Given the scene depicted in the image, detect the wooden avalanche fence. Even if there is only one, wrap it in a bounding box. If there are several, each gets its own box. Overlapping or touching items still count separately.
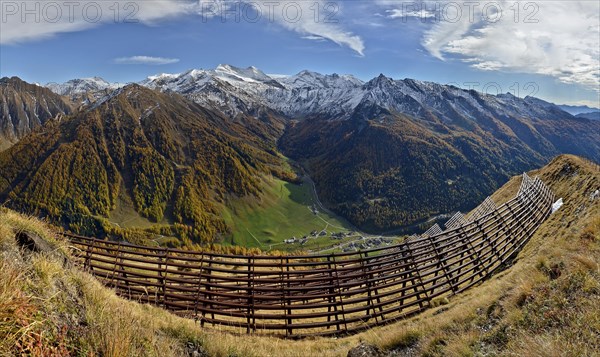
[64,174,555,337]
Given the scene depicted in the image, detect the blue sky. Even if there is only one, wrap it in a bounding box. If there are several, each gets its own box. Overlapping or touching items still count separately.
[1,0,598,107]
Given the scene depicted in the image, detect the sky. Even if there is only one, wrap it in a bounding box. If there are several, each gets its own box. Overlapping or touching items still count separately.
[1,0,599,107]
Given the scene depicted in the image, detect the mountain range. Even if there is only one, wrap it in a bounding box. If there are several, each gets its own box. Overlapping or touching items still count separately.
[557,104,600,116]
[1,65,599,244]
[575,111,600,121]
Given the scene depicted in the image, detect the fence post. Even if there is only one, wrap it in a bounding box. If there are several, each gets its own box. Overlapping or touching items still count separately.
[331,254,348,332]
[246,256,256,334]
[285,257,292,336]
[359,250,381,323]
[193,254,205,323]
[201,255,214,327]
[84,238,96,273]
[404,241,429,309]
[279,256,292,336]
[109,242,121,289]
[326,255,339,330]
[495,204,514,259]
[461,225,486,282]
[162,248,170,308]
[427,234,456,294]
[477,215,501,272]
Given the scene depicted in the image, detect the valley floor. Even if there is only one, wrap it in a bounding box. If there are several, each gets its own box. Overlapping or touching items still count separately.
[106,171,398,254]
[220,175,358,252]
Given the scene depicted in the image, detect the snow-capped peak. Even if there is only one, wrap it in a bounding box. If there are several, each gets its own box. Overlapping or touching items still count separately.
[281,70,364,90]
[214,64,276,85]
[146,73,181,82]
[364,74,395,89]
[46,77,121,97]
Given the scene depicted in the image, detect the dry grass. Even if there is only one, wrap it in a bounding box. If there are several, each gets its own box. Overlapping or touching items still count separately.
[0,208,200,356]
[349,155,600,356]
[490,175,522,206]
[0,154,598,356]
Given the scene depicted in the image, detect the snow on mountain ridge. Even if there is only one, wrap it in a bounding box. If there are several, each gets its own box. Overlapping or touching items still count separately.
[214,64,274,84]
[68,64,575,123]
[46,77,123,98]
[146,73,181,82]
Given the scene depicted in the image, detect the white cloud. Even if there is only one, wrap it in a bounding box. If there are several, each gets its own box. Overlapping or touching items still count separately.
[197,0,365,55]
[0,0,192,44]
[1,0,365,56]
[387,8,435,20]
[302,35,327,42]
[403,1,600,91]
[114,56,180,65]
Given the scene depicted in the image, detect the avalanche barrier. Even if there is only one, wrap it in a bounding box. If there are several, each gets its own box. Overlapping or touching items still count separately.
[64,174,554,337]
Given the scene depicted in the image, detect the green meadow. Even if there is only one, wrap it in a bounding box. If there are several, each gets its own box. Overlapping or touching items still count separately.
[221,176,355,251]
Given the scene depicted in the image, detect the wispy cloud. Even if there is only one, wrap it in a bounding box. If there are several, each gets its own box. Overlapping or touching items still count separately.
[302,35,327,42]
[0,0,191,45]
[386,8,435,20]
[198,0,365,56]
[114,56,180,65]
[1,0,365,56]
[380,0,600,91]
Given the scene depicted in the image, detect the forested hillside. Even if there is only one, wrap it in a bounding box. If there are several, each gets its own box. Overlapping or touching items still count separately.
[0,84,289,244]
[281,100,600,232]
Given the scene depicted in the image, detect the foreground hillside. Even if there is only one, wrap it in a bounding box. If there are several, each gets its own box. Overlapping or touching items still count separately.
[0,155,598,356]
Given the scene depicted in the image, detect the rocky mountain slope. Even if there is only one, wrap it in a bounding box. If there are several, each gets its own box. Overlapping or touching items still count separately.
[140,64,366,119]
[558,104,600,115]
[0,77,73,150]
[140,65,595,131]
[141,66,599,157]
[277,78,600,231]
[576,111,600,120]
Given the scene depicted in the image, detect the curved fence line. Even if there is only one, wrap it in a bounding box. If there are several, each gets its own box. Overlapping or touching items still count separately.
[64,174,555,337]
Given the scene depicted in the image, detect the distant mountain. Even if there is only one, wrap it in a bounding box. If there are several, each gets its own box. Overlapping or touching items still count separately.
[142,65,583,125]
[0,83,288,243]
[46,77,121,96]
[141,64,366,118]
[141,65,599,158]
[0,77,73,150]
[46,77,123,104]
[576,111,600,121]
[558,104,600,116]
